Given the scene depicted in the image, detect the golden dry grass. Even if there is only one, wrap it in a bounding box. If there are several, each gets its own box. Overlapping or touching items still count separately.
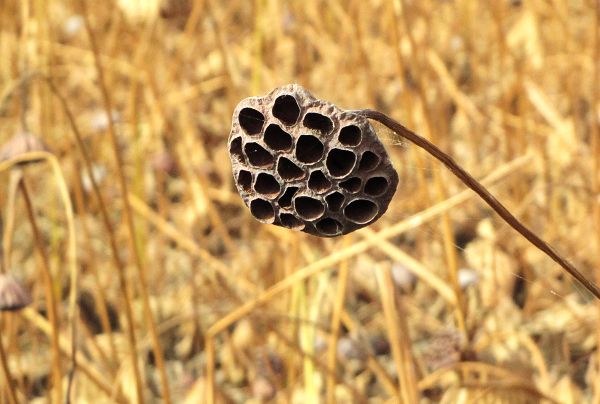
[0,0,599,403]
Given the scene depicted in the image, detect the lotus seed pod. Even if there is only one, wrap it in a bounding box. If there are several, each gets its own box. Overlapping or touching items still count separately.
[228,84,398,237]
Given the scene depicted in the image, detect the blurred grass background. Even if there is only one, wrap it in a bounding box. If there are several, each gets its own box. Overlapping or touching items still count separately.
[0,0,600,402]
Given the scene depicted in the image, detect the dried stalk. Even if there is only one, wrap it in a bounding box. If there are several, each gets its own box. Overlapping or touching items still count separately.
[358,109,600,300]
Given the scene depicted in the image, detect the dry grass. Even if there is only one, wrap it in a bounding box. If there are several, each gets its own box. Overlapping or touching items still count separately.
[0,0,599,403]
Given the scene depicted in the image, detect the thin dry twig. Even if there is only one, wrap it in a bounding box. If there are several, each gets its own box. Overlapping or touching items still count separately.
[375,264,418,404]
[325,236,350,404]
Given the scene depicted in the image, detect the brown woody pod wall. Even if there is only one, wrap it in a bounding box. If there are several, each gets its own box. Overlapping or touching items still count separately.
[228,84,398,237]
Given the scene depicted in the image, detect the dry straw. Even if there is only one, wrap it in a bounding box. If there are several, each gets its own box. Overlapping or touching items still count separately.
[0,275,30,404]
[229,84,600,300]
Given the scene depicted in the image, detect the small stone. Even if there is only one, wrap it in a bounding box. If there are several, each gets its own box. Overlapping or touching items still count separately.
[252,377,275,401]
[369,334,390,356]
[337,336,367,362]
[457,268,479,289]
[391,263,416,292]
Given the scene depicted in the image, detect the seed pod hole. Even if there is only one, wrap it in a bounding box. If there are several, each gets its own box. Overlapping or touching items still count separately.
[303,112,334,135]
[364,176,389,196]
[279,213,304,230]
[338,125,361,146]
[325,192,345,211]
[316,217,343,236]
[245,142,274,168]
[344,199,379,224]
[326,148,356,178]
[277,157,305,180]
[308,170,332,194]
[278,186,299,209]
[280,213,304,230]
[296,135,324,164]
[239,107,265,135]
[254,173,281,198]
[358,151,380,172]
[339,177,362,193]
[230,137,245,163]
[250,198,275,222]
[272,95,301,125]
[237,170,252,192]
[264,124,293,151]
[294,196,325,220]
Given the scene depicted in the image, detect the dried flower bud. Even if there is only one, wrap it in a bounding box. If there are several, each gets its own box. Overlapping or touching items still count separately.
[0,132,49,165]
[228,84,398,237]
[0,273,32,311]
[151,151,178,177]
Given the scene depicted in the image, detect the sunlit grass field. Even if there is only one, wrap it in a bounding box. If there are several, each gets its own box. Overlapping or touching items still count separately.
[1,0,600,402]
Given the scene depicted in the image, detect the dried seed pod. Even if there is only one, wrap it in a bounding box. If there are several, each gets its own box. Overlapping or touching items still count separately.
[0,273,32,311]
[0,132,49,165]
[422,329,463,371]
[228,84,398,237]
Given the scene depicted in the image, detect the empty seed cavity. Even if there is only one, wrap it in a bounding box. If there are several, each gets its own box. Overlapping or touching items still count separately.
[316,217,343,236]
[264,124,293,151]
[325,192,345,211]
[230,137,245,163]
[239,107,264,135]
[308,170,332,193]
[344,199,379,224]
[245,142,274,168]
[294,196,325,220]
[303,112,333,135]
[364,176,389,196]
[296,135,324,164]
[338,125,362,146]
[250,198,275,222]
[326,148,356,177]
[272,95,301,125]
[279,213,304,230]
[277,157,305,180]
[237,170,252,192]
[278,186,299,208]
[254,173,281,198]
[358,151,380,172]
[339,177,362,193]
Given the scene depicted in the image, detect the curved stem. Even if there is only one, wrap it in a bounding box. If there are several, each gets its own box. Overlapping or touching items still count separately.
[19,177,63,402]
[358,109,600,300]
[43,78,140,403]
